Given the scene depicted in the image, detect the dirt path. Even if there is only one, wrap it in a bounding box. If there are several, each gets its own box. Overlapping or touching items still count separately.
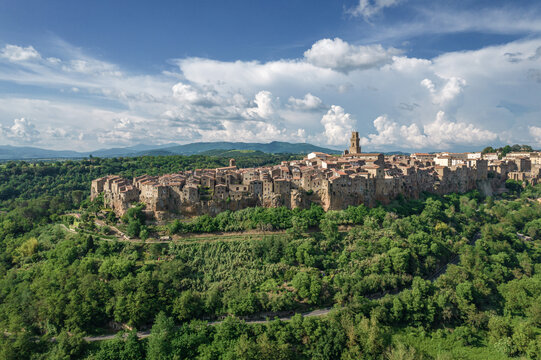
[83,307,334,342]
[94,219,131,241]
[67,215,356,245]
[59,224,76,233]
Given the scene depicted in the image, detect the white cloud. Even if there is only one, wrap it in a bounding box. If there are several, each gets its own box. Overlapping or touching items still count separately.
[172,82,218,106]
[0,44,41,62]
[424,111,497,146]
[45,126,84,141]
[360,111,497,149]
[287,93,324,111]
[244,90,276,119]
[0,118,41,143]
[304,38,400,72]
[354,5,541,45]
[62,59,122,77]
[530,126,541,145]
[421,76,466,106]
[348,0,401,19]
[360,114,427,148]
[177,57,338,92]
[114,118,134,130]
[320,105,355,146]
[47,57,61,65]
[387,56,432,72]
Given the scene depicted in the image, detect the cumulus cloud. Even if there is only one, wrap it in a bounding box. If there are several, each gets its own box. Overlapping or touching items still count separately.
[0,118,41,143]
[243,91,276,119]
[172,82,218,106]
[421,76,466,107]
[287,93,324,111]
[0,44,41,62]
[45,126,84,141]
[348,0,402,19]
[46,127,69,138]
[303,38,400,73]
[387,56,432,72]
[424,111,497,146]
[360,115,427,148]
[361,111,497,149]
[320,105,355,145]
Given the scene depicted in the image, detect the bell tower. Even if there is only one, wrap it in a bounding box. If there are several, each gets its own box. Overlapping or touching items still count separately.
[349,131,361,154]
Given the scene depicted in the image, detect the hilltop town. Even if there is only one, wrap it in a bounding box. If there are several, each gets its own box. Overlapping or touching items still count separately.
[91,132,541,220]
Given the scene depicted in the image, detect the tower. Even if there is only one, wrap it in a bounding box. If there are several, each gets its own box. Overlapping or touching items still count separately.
[229,158,236,167]
[349,131,361,154]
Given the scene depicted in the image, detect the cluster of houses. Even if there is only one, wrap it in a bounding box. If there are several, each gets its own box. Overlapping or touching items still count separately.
[91,132,540,219]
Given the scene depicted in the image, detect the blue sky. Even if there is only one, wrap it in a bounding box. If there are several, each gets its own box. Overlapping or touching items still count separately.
[0,0,541,151]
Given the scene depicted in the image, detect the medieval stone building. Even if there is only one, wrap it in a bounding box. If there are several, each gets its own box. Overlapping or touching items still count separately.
[91,132,540,219]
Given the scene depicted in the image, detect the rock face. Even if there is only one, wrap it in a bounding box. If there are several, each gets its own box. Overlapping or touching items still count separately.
[91,136,541,219]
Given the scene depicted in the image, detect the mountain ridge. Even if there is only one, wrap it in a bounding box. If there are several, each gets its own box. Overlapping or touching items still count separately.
[0,141,341,160]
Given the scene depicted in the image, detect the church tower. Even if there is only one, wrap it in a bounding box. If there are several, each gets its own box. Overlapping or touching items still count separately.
[349,131,361,154]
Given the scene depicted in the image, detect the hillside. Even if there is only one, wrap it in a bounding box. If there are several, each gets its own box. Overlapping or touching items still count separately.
[1,154,541,359]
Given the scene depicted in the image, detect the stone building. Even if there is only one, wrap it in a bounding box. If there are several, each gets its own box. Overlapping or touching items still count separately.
[91,133,539,219]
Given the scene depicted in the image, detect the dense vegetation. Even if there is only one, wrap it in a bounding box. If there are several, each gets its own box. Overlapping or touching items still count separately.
[481,144,535,157]
[0,156,540,359]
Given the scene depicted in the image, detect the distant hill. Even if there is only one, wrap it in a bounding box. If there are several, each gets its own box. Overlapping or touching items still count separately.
[0,141,340,160]
[0,145,83,160]
[199,149,268,157]
[145,141,340,156]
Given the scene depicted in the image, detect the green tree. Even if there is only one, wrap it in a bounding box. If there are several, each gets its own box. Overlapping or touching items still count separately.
[320,218,339,242]
[147,312,176,360]
[173,291,204,322]
[122,329,145,360]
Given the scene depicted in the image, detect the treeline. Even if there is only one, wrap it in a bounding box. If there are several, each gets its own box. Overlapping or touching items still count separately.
[482,144,535,156]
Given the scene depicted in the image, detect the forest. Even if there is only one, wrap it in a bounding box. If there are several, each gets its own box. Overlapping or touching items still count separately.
[0,155,540,359]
